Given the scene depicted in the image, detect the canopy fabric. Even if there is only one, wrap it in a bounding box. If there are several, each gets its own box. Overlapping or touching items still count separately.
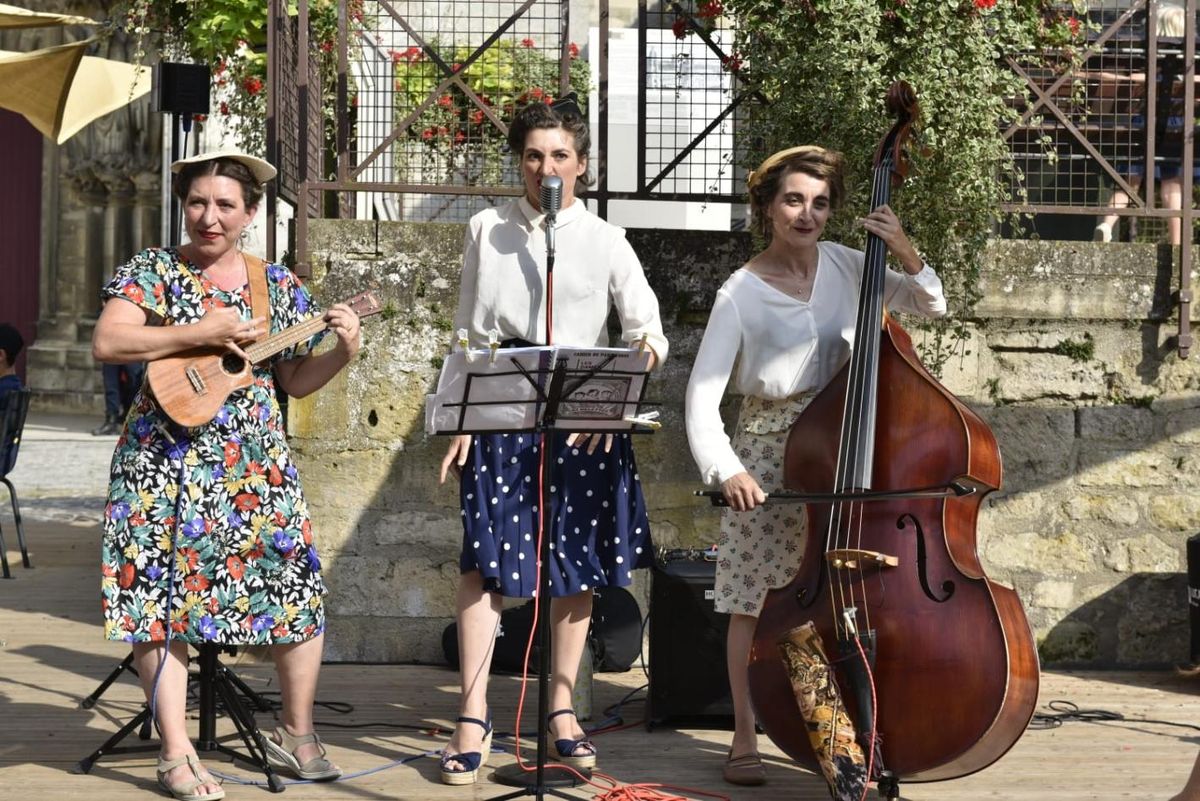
[0,3,98,29]
[0,39,151,143]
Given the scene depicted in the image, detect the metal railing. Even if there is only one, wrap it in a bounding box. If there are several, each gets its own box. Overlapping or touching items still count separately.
[1003,0,1195,355]
[266,0,1194,354]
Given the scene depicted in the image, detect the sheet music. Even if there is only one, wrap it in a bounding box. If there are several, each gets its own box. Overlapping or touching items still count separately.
[425,345,652,435]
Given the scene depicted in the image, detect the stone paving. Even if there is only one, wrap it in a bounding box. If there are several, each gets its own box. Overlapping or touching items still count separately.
[7,411,117,524]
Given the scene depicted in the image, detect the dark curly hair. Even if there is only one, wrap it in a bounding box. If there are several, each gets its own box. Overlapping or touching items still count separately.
[171,158,264,208]
[0,323,23,366]
[748,146,845,241]
[507,101,594,187]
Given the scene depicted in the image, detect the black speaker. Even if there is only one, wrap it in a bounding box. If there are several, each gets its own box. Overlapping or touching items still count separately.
[153,62,211,116]
[647,554,734,729]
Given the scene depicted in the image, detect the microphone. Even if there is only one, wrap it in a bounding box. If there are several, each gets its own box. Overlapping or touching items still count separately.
[540,175,563,260]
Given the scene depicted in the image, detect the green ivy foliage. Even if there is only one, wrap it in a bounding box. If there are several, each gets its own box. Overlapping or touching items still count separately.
[722,0,1085,370]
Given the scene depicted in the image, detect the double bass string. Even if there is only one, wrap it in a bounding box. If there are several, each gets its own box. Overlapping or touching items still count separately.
[832,147,893,643]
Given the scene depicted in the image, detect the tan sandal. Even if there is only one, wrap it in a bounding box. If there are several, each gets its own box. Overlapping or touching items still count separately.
[262,726,342,781]
[723,751,766,786]
[156,753,226,801]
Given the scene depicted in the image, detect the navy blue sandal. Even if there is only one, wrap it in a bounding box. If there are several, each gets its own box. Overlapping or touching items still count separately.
[440,715,493,785]
[547,708,597,770]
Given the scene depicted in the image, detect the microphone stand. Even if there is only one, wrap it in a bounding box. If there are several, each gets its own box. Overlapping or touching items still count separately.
[492,186,587,797]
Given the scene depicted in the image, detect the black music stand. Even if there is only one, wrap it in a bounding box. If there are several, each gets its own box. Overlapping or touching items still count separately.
[428,344,656,799]
[74,644,285,793]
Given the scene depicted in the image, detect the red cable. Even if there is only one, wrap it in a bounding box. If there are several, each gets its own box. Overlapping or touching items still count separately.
[852,634,879,801]
[501,235,730,801]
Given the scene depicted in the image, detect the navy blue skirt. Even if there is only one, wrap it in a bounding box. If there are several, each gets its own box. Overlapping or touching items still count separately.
[459,431,653,597]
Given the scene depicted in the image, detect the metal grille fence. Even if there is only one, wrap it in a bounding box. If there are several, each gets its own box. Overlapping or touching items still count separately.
[626,0,752,200]
[1003,0,1196,241]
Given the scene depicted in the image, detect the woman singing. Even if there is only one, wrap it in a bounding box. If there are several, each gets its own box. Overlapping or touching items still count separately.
[438,97,668,785]
[685,145,946,786]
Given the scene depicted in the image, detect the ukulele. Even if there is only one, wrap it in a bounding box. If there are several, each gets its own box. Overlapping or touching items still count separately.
[147,291,382,427]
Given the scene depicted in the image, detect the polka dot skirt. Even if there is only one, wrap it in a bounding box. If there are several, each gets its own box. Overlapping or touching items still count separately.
[459,432,653,597]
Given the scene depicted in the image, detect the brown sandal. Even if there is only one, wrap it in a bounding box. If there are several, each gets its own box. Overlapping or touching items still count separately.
[723,751,766,786]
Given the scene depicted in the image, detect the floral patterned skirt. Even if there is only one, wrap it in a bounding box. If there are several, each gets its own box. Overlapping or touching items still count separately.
[101,407,327,645]
[715,394,812,617]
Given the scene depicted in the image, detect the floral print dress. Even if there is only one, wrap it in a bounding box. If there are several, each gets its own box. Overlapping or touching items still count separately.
[100,247,327,645]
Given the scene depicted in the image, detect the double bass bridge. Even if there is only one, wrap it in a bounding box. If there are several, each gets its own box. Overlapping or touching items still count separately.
[825,548,898,572]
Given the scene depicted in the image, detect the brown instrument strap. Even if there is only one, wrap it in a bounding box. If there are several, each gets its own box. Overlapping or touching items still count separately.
[243,252,271,339]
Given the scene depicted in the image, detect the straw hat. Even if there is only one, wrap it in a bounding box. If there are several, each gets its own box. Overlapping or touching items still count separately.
[170,148,277,185]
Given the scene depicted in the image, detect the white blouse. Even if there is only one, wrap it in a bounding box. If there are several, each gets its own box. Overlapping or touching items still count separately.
[452,197,669,362]
[686,240,947,486]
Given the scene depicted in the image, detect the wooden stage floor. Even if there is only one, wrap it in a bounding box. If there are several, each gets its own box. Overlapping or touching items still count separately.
[2,518,1197,800]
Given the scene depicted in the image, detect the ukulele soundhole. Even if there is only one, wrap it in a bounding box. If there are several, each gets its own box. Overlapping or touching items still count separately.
[221,353,247,376]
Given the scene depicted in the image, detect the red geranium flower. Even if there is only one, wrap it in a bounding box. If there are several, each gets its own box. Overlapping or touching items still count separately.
[672,17,688,39]
[437,94,453,107]
[568,42,580,59]
[974,0,996,8]
[520,38,535,48]
[242,76,263,95]
[471,109,485,124]
[698,0,723,19]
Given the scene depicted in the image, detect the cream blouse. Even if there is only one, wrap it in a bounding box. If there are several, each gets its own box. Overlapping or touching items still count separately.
[452,197,669,362]
[686,240,947,486]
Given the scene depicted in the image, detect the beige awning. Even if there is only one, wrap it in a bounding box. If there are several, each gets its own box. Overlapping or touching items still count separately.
[0,38,151,143]
[0,3,98,29]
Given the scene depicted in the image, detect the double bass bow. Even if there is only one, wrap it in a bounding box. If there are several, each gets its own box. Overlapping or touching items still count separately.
[746,82,1040,800]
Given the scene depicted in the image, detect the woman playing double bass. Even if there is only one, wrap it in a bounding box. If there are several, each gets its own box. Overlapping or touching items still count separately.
[684,145,946,786]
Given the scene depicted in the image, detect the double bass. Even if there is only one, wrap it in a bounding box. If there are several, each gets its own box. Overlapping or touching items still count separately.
[747,83,1040,799]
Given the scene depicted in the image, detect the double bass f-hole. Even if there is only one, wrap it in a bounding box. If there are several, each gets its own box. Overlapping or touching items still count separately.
[896,512,955,603]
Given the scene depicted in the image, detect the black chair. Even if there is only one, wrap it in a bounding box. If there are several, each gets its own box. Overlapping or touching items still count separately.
[0,388,32,578]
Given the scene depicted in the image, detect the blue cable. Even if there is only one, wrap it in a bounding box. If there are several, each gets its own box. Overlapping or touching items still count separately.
[146,430,192,733]
[208,750,439,786]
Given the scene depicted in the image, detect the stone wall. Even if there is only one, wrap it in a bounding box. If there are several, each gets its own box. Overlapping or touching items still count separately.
[292,220,1200,668]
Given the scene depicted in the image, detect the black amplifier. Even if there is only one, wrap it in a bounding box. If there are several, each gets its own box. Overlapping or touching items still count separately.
[646,548,734,730]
